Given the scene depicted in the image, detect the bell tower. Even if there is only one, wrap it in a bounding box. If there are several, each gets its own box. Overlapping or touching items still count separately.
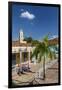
[19,30,24,43]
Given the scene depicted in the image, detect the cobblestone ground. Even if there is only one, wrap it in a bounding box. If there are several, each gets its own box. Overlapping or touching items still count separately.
[33,61,59,84]
[12,60,59,86]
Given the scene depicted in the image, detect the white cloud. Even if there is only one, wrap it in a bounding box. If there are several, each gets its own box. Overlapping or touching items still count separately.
[20,11,35,20]
[52,35,58,38]
[50,35,58,40]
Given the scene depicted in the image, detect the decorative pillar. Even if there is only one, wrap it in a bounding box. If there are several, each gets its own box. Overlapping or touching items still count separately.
[28,50,30,68]
[20,51,22,71]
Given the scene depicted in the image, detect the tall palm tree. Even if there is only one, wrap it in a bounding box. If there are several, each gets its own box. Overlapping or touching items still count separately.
[31,35,56,80]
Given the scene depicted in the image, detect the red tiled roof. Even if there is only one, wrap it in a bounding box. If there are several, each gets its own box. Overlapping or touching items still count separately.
[48,38,58,45]
[12,40,31,47]
[12,38,58,47]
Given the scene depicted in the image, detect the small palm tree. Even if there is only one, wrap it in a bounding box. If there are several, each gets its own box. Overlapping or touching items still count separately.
[31,35,56,80]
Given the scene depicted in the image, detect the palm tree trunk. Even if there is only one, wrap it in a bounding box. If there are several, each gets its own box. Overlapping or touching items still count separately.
[43,56,45,80]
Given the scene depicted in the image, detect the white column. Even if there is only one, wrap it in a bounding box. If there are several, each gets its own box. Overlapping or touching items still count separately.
[20,51,22,71]
[28,51,30,68]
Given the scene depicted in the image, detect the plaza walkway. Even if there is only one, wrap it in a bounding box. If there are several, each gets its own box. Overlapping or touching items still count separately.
[12,59,59,86]
[33,61,58,84]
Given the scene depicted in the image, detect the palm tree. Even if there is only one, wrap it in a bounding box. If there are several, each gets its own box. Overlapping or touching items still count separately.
[31,35,56,80]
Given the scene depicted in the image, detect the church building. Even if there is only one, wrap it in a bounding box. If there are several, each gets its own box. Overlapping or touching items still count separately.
[12,30,35,72]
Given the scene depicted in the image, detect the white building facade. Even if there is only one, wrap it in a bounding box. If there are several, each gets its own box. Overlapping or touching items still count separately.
[12,30,36,72]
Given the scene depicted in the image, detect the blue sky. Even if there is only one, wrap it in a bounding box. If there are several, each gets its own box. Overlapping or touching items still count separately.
[12,4,59,41]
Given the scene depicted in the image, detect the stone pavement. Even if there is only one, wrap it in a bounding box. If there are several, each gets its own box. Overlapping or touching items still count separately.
[33,61,59,84]
[12,59,59,86]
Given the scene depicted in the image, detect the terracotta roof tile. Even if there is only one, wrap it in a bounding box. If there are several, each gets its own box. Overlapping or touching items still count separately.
[48,38,58,45]
[12,40,31,47]
[12,38,58,47]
